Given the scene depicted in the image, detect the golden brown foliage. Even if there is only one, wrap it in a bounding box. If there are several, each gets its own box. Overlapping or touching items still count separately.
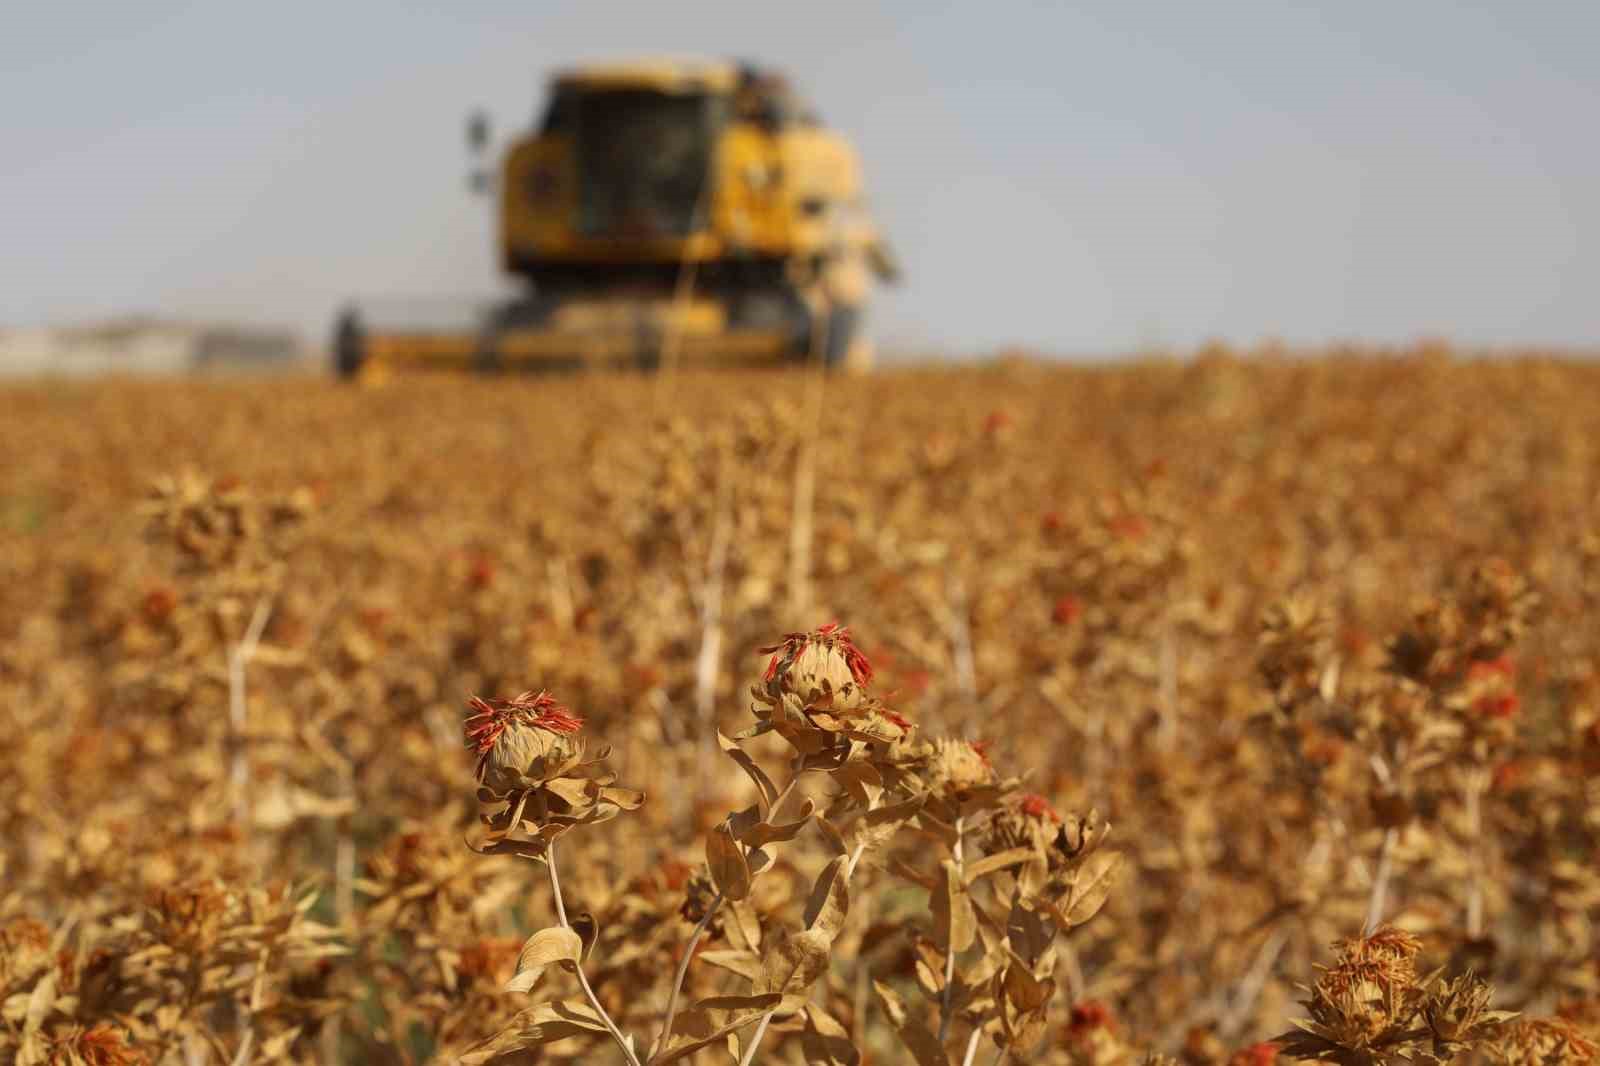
[2,354,1599,1063]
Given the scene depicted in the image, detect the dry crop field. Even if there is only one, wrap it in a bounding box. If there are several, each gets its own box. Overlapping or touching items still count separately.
[2,351,1599,1066]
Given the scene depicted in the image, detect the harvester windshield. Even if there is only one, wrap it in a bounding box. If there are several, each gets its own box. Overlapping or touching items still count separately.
[568,89,722,238]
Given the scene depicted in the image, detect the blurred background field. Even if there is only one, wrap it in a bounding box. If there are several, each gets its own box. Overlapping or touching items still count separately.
[3,352,1600,1062]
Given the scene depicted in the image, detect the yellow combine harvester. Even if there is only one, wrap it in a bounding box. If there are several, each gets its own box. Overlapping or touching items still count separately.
[334,58,897,379]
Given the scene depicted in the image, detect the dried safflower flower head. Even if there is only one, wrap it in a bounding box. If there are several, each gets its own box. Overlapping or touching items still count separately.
[989,792,1064,859]
[1069,1000,1116,1035]
[1339,926,1422,971]
[1064,1000,1128,1066]
[1228,1042,1280,1066]
[464,690,586,791]
[929,738,998,795]
[745,624,912,750]
[48,1023,149,1066]
[759,622,873,711]
[1424,971,1513,1048]
[1487,1018,1598,1066]
[463,688,643,857]
[1285,927,1429,1056]
[1021,793,1062,822]
[0,916,52,988]
[1258,593,1331,713]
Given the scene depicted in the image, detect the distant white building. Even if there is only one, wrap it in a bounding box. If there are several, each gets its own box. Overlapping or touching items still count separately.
[0,317,307,377]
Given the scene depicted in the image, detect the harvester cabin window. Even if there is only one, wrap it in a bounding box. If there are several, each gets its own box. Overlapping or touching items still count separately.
[539,91,576,135]
[573,90,721,238]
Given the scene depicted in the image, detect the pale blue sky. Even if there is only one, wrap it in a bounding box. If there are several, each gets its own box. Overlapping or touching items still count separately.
[3,2,1596,355]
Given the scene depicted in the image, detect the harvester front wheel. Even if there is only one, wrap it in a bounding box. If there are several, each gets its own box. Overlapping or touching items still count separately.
[332,306,366,380]
[806,301,871,370]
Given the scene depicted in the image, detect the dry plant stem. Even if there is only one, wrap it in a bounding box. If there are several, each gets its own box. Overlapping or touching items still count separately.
[844,839,868,880]
[737,1010,775,1066]
[1465,771,1486,939]
[334,793,356,924]
[652,888,724,1062]
[1365,827,1399,932]
[961,1028,985,1066]
[739,806,867,1066]
[653,763,808,1063]
[228,1028,255,1066]
[938,816,966,1045]
[948,576,979,715]
[227,593,274,828]
[546,840,642,1066]
[1157,624,1179,751]
[692,457,734,794]
[1060,939,1086,1002]
[852,948,869,1052]
[548,556,575,631]
[1219,926,1289,1039]
[786,356,826,623]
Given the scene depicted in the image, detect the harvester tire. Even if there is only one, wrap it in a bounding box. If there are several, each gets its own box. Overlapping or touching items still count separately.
[821,303,864,368]
[333,307,366,380]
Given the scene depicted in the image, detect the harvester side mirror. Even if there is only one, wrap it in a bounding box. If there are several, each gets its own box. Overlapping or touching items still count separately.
[466,109,493,196]
[466,109,491,156]
[868,240,903,284]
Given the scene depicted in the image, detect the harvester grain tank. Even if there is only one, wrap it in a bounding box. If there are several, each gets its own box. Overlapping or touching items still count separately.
[335,59,898,378]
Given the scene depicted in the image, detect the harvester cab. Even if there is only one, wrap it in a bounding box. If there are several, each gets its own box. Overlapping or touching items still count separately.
[334,59,897,380]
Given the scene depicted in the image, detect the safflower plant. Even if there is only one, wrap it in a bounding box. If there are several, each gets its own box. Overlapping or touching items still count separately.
[9,358,1600,1066]
[457,624,1122,1065]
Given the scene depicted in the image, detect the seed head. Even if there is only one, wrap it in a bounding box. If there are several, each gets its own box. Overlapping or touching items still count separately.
[759,622,874,711]
[1228,1042,1280,1066]
[463,690,585,789]
[1489,1018,1597,1066]
[49,1024,148,1066]
[927,738,997,795]
[1021,793,1062,822]
[1069,1000,1115,1035]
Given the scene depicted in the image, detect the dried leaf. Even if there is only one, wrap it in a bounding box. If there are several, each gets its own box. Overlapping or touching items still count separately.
[459,1000,609,1062]
[889,856,939,891]
[932,859,976,954]
[506,926,582,994]
[697,949,762,982]
[1005,898,1054,968]
[22,970,56,1037]
[872,979,952,1066]
[706,820,752,901]
[726,898,763,953]
[717,730,778,813]
[653,993,784,1064]
[962,847,1035,885]
[733,799,816,847]
[756,928,832,995]
[802,855,851,941]
[848,794,927,854]
[996,959,1056,1051]
[832,760,885,809]
[1061,849,1123,927]
[598,786,646,810]
[801,1003,861,1066]
[815,815,849,857]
